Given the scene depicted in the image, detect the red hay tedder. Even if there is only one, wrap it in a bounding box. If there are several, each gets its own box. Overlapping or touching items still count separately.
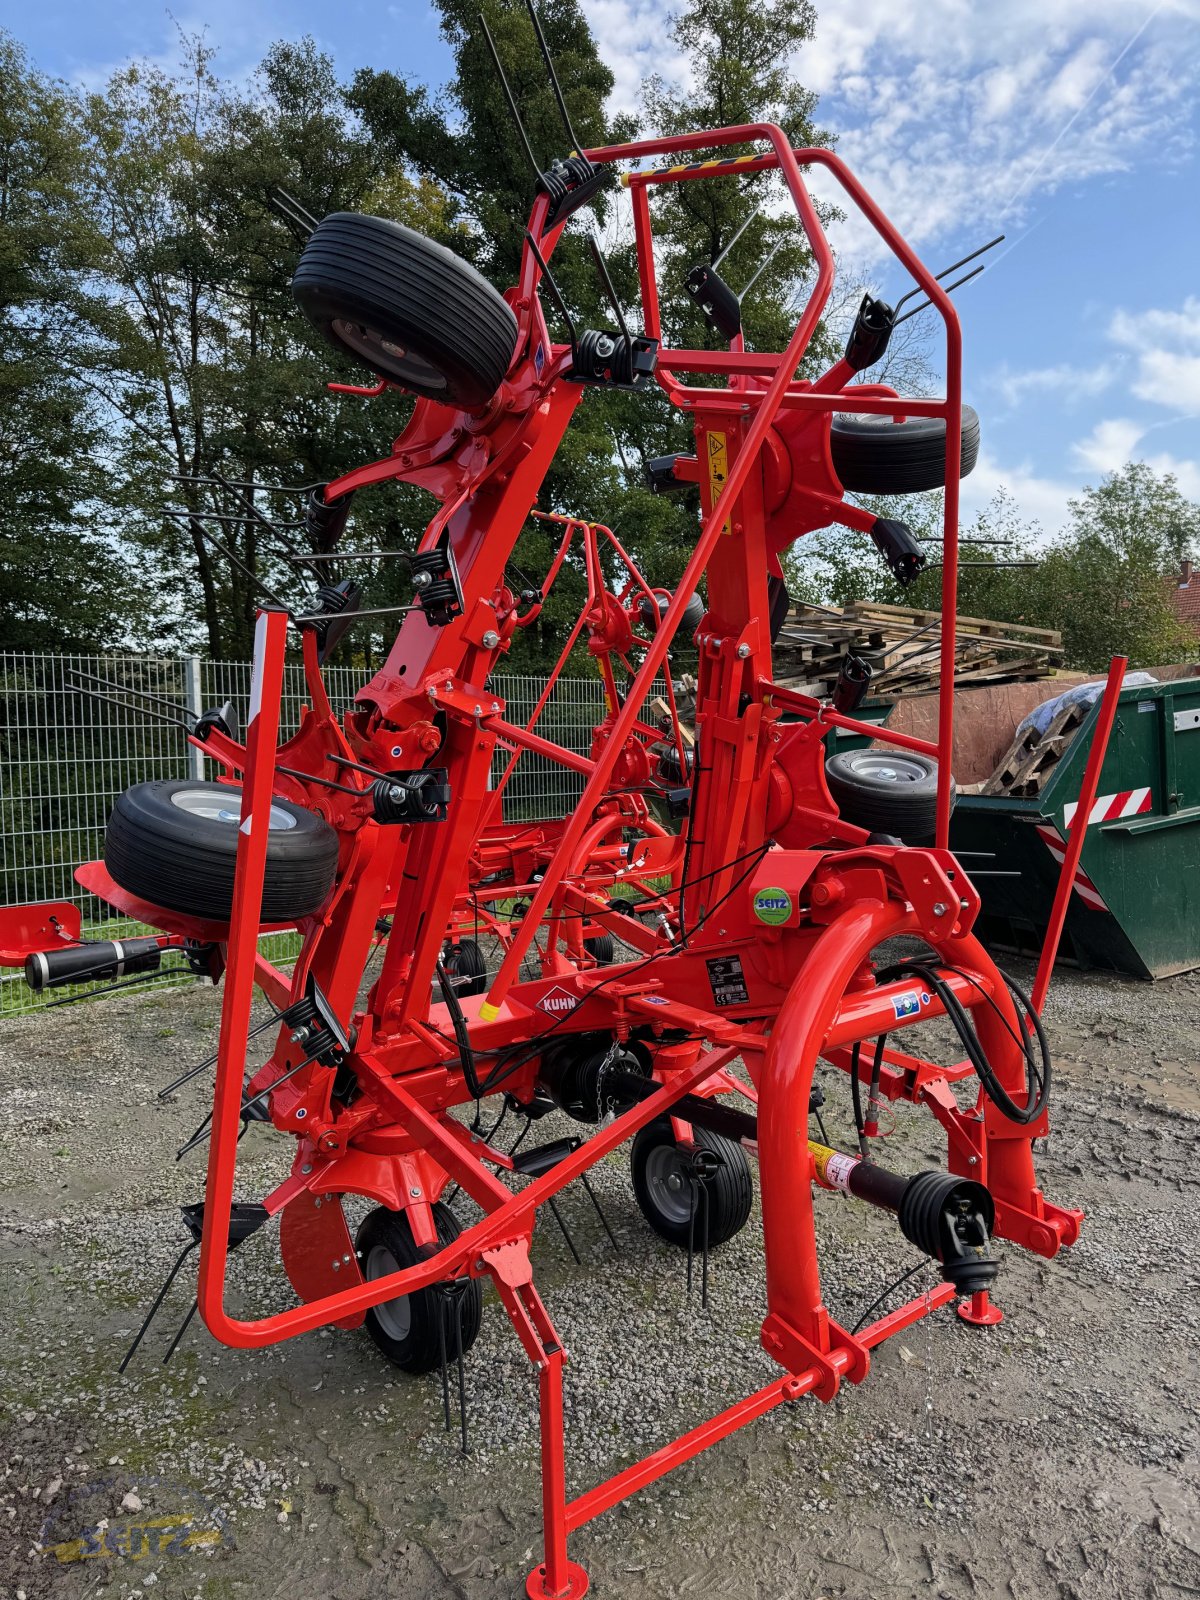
[1,16,1127,1595]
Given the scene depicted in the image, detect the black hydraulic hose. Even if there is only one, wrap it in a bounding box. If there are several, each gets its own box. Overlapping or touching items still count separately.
[436,958,484,1104]
[850,1040,866,1153]
[877,959,1050,1126]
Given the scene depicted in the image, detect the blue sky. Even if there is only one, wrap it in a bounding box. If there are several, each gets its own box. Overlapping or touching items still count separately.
[14,0,1200,536]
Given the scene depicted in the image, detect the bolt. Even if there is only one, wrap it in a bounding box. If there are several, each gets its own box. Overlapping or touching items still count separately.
[473,704,482,716]
[413,569,432,590]
[482,630,500,648]
[491,701,500,712]
[409,1186,422,1198]
[342,1252,351,1264]
[736,643,751,659]
[968,1156,978,1166]
[932,901,948,917]
[301,1164,312,1175]
[295,1108,307,1120]
[331,1259,341,1271]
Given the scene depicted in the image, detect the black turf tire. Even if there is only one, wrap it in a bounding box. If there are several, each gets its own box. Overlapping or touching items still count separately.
[630,1119,753,1249]
[830,406,980,494]
[357,1202,482,1375]
[104,780,339,922]
[584,931,615,965]
[292,213,519,408]
[824,749,954,842]
[444,937,488,997]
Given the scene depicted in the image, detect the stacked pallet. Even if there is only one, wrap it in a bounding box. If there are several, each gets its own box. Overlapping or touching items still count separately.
[772,600,1062,698]
[980,697,1088,797]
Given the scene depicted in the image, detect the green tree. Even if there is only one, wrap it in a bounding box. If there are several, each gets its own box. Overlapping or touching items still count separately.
[605,0,836,609]
[1038,463,1198,671]
[0,34,133,651]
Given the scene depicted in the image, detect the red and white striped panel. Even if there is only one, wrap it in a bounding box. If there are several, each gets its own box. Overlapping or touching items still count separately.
[1062,787,1151,828]
[1035,823,1108,911]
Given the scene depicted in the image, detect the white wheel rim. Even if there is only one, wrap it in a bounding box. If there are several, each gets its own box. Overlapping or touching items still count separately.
[848,754,929,786]
[644,1144,694,1227]
[366,1244,412,1341]
[169,789,297,829]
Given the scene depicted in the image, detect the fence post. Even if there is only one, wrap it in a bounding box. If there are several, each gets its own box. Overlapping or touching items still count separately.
[185,655,204,780]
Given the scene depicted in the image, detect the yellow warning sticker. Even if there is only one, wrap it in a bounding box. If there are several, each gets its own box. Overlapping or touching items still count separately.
[706,431,731,533]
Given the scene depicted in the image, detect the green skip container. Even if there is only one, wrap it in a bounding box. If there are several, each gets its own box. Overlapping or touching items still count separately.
[950,675,1200,979]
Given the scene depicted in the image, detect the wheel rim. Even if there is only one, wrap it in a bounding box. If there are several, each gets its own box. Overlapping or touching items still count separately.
[169,789,298,828]
[643,1143,695,1227]
[331,318,449,394]
[846,753,930,786]
[365,1245,413,1341]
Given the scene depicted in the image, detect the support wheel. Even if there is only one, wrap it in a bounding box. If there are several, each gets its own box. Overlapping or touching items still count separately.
[443,938,487,997]
[630,1120,752,1249]
[357,1202,481,1374]
[105,780,339,922]
[830,405,980,494]
[824,749,953,843]
[292,213,519,407]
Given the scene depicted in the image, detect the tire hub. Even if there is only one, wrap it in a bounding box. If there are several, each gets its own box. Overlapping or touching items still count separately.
[365,1244,413,1340]
[167,789,299,829]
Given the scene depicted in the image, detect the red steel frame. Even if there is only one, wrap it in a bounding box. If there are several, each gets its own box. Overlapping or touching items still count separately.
[16,124,1107,1598]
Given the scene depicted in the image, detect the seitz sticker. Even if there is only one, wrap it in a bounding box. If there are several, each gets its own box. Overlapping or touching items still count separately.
[752,886,792,925]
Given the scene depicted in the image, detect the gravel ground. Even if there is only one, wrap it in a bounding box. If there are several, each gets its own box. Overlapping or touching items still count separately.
[1,955,1198,1600]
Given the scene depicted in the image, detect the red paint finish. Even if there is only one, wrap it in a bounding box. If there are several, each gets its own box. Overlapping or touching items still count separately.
[16,115,1091,1595]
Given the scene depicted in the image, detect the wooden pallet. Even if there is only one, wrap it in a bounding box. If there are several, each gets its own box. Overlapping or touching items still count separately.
[981,699,1088,797]
[772,601,1063,698]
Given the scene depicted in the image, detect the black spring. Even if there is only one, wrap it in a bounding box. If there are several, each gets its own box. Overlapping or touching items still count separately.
[576,327,635,385]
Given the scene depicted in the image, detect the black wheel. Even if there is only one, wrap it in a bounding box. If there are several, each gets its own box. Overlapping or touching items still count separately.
[443,937,487,997]
[830,405,980,494]
[104,780,339,922]
[824,749,954,842]
[356,1202,482,1374]
[292,213,519,408]
[630,1119,752,1249]
[584,931,614,965]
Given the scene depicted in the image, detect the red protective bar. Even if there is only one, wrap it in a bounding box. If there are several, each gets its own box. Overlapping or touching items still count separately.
[198,608,290,1332]
[1031,655,1128,1010]
[762,680,940,759]
[564,1368,821,1534]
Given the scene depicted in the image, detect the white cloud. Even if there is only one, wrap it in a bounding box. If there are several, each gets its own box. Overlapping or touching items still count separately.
[960,449,1079,537]
[1072,417,1148,473]
[1108,296,1200,411]
[793,3,1200,268]
[1141,451,1200,498]
[989,361,1115,410]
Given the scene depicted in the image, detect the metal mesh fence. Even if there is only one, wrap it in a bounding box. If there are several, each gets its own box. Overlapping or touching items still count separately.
[0,652,610,1016]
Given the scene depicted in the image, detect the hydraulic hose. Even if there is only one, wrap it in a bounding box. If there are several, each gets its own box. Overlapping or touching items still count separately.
[876,959,1050,1126]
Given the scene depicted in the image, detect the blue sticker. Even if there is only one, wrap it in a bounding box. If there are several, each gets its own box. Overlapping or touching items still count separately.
[534,342,546,375]
[641,994,669,1006]
[891,989,922,1020]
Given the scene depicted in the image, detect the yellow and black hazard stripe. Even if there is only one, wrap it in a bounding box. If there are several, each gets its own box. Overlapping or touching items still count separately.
[621,153,763,187]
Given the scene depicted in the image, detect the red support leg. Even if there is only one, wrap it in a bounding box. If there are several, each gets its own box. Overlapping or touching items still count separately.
[957,1289,1004,1327]
[527,1350,589,1600]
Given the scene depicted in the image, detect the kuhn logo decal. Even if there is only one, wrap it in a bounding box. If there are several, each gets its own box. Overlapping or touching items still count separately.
[537,986,577,1016]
